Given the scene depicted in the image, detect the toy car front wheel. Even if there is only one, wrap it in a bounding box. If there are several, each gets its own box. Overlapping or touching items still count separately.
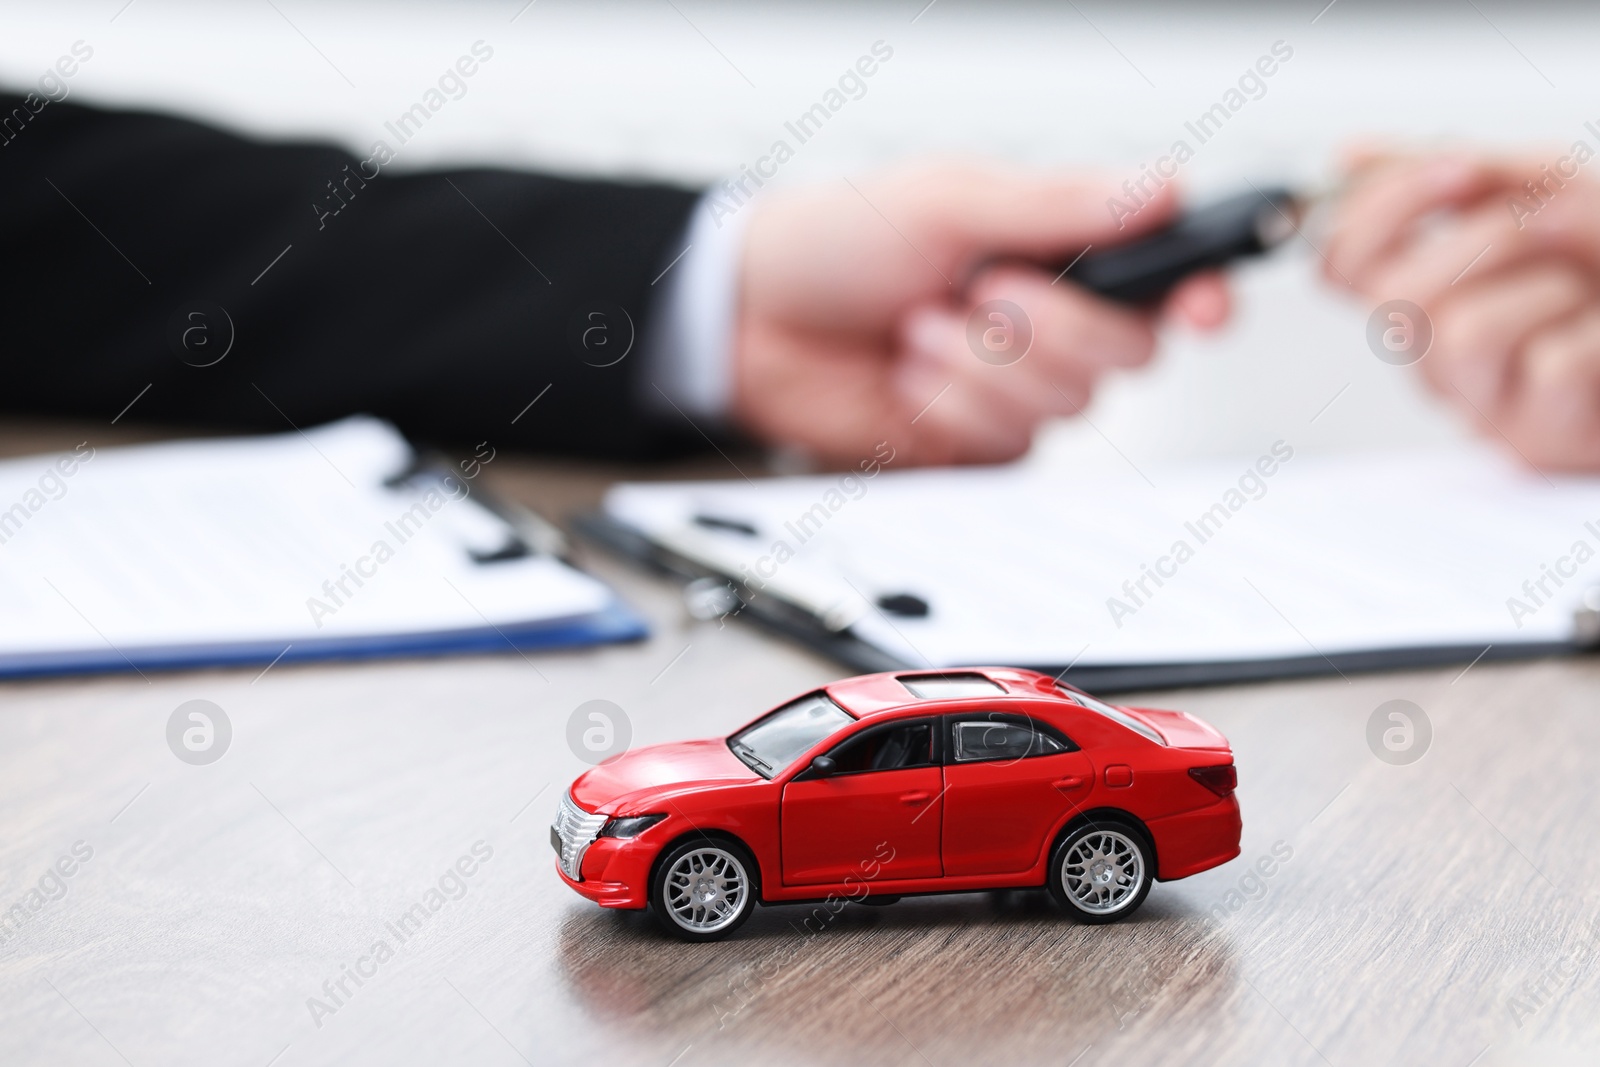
[650,838,758,941]
[1047,821,1153,924]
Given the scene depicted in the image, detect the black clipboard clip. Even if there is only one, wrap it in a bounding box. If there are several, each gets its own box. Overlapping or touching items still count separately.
[384,452,569,566]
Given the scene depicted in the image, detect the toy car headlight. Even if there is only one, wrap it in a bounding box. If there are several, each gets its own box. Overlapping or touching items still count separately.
[598,814,667,839]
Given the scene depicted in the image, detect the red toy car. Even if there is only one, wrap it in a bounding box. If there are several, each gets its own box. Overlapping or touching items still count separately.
[552,668,1240,940]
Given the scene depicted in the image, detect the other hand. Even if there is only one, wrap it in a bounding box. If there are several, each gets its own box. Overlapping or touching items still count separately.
[1326,148,1600,471]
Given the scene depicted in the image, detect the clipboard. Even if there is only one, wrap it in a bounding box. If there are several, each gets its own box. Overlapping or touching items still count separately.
[580,446,1600,693]
[575,512,1576,692]
[0,418,647,679]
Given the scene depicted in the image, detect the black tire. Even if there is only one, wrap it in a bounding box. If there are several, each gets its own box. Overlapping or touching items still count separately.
[854,895,901,907]
[1046,819,1153,924]
[649,837,759,942]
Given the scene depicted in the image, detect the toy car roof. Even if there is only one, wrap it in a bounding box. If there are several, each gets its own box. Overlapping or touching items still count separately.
[822,667,1062,717]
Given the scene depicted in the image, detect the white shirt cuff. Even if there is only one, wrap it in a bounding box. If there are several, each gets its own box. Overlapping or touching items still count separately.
[639,189,751,422]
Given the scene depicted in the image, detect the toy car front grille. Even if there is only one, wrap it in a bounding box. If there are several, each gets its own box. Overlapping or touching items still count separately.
[551,793,608,881]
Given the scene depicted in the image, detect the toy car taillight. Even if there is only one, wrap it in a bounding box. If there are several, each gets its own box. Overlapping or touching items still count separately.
[1188,764,1237,797]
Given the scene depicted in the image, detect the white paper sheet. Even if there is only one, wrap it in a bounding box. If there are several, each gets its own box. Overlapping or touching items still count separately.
[606,443,1600,668]
[0,418,615,663]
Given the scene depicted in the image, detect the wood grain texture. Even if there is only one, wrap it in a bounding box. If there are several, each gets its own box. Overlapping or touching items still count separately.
[1,430,1597,1067]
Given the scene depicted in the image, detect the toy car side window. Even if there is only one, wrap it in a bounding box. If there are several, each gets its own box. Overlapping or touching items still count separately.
[949,717,1070,763]
[826,720,936,775]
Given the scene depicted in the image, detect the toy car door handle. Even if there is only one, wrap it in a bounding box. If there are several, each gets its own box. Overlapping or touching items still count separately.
[899,790,932,805]
[1053,775,1088,790]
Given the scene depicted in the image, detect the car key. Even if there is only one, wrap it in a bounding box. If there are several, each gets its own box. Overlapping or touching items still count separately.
[1060,186,1305,305]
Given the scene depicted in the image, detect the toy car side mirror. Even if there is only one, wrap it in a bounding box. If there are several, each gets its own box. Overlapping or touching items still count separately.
[810,755,837,778]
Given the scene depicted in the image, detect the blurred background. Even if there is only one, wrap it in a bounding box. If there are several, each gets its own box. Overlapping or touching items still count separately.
[8,0,1599,471]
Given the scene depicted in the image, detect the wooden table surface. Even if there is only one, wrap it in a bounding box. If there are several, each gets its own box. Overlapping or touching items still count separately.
[1,423,1597,1067]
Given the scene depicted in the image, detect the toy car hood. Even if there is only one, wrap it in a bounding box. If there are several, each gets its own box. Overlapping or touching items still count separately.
[569,738,759,815]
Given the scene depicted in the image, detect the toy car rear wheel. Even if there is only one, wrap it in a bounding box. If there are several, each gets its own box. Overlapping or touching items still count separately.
[1047,820,1152,924]
[650,838,758,941]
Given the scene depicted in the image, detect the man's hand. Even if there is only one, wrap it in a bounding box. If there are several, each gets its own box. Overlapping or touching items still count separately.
[1326,150,1600,471]
[729,162,1230,466]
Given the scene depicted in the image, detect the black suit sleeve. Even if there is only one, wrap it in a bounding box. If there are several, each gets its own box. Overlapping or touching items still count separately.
[0,93,707,459]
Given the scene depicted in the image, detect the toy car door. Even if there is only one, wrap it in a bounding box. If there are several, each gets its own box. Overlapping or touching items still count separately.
[781,718,943,885]
[940,712,1094,876]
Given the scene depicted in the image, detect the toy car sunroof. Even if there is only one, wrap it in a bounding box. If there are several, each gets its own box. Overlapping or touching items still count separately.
[898,672,1006,699]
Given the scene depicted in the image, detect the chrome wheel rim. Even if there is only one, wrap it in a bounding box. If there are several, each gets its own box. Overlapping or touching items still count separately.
[1061,829,1144,914]
[664,847,749,933]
